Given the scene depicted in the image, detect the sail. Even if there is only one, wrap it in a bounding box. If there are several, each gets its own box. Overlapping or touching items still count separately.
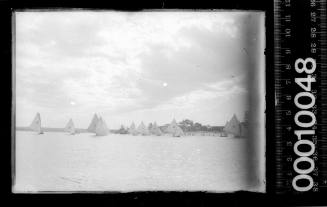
[29,112,43,134]
[95,117,109,136]
[151,122,162,136]
[128,122,138,135]
[224,114,241,137]
[137,121,150,135]
[64,118,76,135]
[173,127,184,137]
[168,119,184,137]
[167,118,176,134]
[87,114,99,132]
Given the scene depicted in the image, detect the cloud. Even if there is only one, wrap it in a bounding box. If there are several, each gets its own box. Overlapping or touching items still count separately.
[16,12,106,58]
[133,20,250,109]
[15,12,263,127]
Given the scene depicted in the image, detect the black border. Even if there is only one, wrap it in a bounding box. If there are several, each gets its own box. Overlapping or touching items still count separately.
[2,0,326,206]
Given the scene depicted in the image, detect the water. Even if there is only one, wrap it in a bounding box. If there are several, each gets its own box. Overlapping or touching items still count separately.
[14,131,252,192]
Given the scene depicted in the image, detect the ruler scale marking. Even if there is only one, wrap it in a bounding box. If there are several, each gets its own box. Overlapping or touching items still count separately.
[274,0,327,194]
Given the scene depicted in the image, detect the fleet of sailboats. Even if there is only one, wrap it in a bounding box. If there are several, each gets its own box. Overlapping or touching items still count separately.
[24,113,248,138]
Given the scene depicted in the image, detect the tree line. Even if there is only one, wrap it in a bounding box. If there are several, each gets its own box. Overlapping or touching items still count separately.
[175,119,224,132]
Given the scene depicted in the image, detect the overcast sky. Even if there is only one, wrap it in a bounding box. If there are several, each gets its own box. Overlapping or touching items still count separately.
[15,11,264,129]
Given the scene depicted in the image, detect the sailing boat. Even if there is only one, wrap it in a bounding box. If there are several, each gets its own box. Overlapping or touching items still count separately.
[223,114,242,137]
[128,122,138,136]
[137,121,150,136]
[168,119,184,137]
[87,113,99,133]
[151,122,163,136]
[95,117,109,136]
[64,118,76,135]
[29,112,44,134]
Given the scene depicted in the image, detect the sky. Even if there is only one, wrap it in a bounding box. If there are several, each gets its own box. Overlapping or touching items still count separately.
[15,11,264,129]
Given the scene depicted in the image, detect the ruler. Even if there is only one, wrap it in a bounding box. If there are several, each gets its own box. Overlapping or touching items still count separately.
[274,0,327,194]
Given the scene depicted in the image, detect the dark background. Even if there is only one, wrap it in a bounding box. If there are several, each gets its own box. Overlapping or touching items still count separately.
[1,0,326,206]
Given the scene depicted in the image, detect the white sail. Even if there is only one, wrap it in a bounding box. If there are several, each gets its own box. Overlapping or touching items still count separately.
[168,119,184,137]
[29,112,43,134]
[64,118,76,135]
[137,121,150,135]
[224,114,241,137]
[151,122,162,136]
[167,118,176,133]
[95,117,109,136]
[128,122,138,135]
[87,113,99,133]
